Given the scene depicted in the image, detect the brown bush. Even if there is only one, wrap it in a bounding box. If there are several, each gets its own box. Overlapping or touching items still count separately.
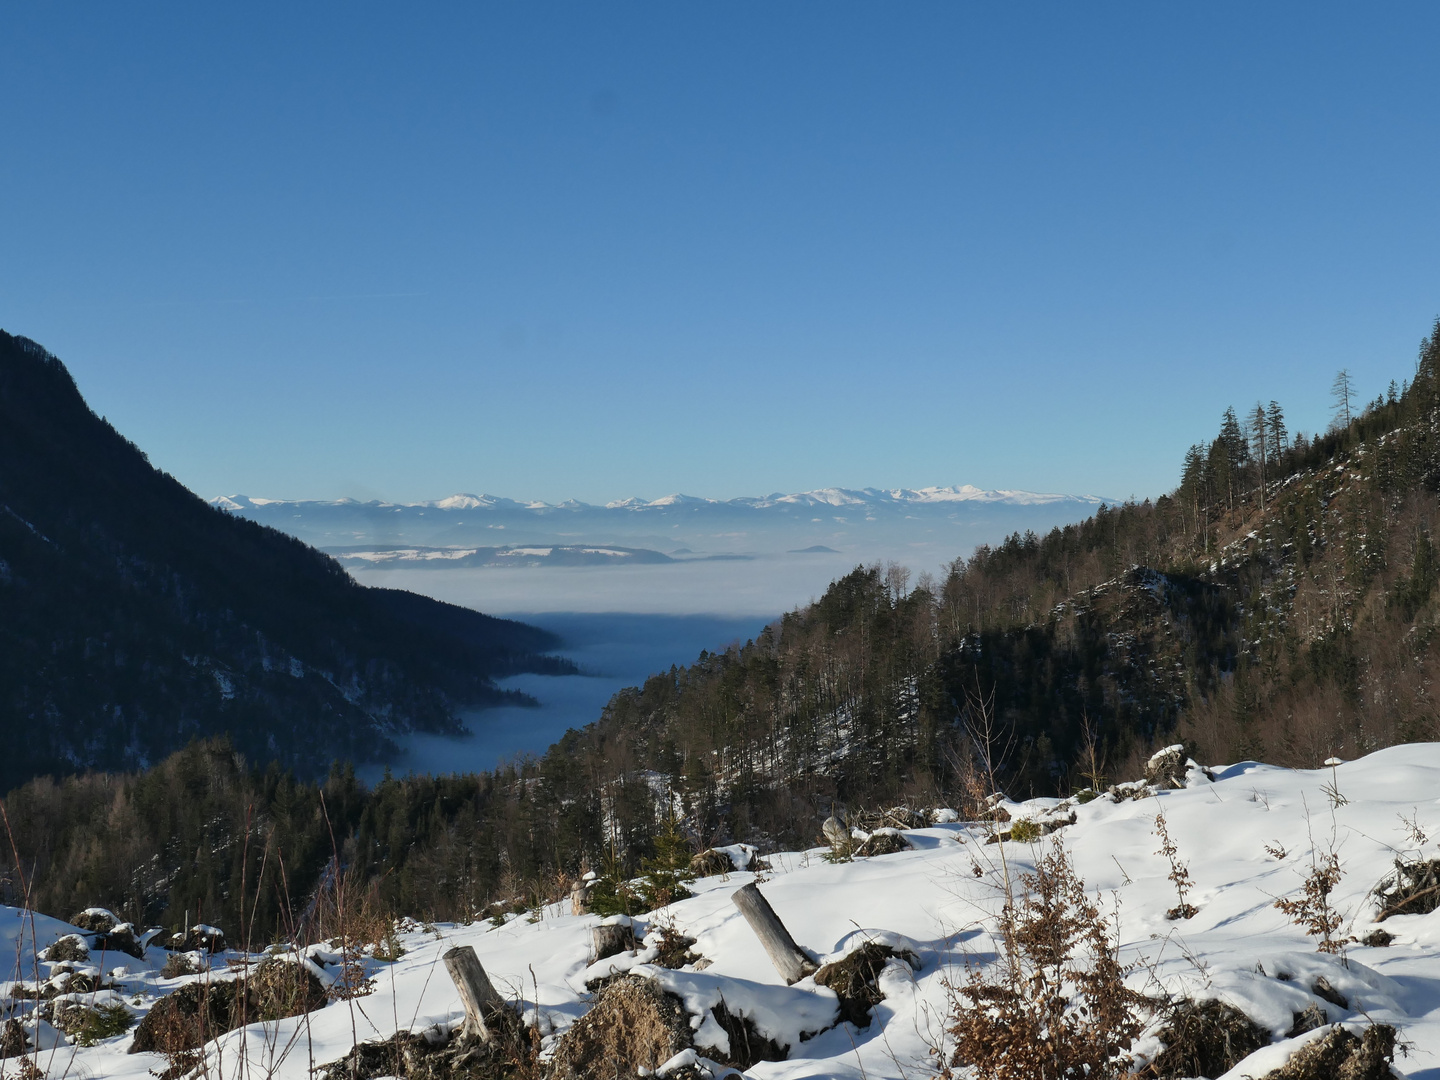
[318,1007,537,1080]
[688,849,733,877]
[1145,999,1269,1079]
[43,935,88,962]
[854,831,910,857]
[548,976,693,1080]
[129,979,242,1055]
[944,844,1146,1080]
[1263,1023,1398,1080]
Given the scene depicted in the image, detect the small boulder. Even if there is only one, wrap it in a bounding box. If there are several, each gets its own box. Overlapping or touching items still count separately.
[94,923,146,960]
[1288,1004,1328,1038]
[1311,975,1348,1009]
[821,816,849,848]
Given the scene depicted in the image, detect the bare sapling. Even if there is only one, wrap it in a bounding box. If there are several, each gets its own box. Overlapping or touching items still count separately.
[1274,811,1352,955]
[1322,755,1348,808]
[1154,809,1197,920]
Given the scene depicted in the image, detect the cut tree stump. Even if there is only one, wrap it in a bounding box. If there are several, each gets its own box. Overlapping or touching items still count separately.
[731,882,816,984]
[591,921,636,962]
[443,945,504,1041]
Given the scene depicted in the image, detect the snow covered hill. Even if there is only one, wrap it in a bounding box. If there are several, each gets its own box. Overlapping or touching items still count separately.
[9,745,1440,1078]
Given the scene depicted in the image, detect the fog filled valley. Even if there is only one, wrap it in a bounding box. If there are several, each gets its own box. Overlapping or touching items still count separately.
[10,322,1440,1080]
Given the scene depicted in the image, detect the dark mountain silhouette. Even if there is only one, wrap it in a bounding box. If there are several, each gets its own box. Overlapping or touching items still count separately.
[0,331,571,791]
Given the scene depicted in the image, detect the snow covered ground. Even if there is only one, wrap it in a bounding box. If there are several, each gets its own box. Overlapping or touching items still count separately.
[10,744,1440,1078]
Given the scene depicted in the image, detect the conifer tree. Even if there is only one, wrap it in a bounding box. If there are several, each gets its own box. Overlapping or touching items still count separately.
[1332,369,1354,429]
[1214,407,1248,509]
[1266,401,1288,464]
[1249,402,1269,508]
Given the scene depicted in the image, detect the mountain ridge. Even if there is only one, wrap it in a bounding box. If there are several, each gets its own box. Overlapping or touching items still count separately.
[213,484,1108,514]
[0,331,572,790]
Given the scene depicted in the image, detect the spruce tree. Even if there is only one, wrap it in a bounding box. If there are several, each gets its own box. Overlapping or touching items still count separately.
[1249,402,1269,508]
[1266,401,1288,464]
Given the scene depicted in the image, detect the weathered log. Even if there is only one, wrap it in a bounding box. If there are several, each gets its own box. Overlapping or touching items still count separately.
[591,921,636,962]
[731,882,816,984]
[442,945,504,1041]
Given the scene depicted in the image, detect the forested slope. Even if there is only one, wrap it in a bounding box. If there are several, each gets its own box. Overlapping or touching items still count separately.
[9,320,1440,936]
[0,331,571,790]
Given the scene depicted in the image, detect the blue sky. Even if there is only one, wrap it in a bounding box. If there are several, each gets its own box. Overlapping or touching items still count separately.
[4,3,1440,504]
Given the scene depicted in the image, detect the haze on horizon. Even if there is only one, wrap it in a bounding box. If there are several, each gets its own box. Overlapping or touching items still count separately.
[6,4,1440,508]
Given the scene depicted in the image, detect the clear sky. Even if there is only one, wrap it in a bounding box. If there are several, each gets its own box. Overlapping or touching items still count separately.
[4,3,1440,505]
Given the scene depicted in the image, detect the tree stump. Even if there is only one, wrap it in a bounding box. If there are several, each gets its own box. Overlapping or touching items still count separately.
[591,921,636,963]
[442,945,504,1041]
[731,882,816,984]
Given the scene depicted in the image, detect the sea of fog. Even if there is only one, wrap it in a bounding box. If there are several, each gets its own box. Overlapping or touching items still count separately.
[355,612,776,782]
[349,557,847,780]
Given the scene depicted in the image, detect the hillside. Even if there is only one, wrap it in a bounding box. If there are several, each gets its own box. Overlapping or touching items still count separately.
[0,331,572,790]
[7,320,1440,957]
[1,746,1434,1079]
[529,320,1440,855]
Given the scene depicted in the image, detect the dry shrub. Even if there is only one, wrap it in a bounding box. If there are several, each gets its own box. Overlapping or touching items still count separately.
[319,1007,539,1080]
[943,844,1146,1080]
[688,849,733,877]
[548,975,693,1080]
[854,830,910,857]
[648,922,701,969]
[43,935,88,962]
[1264,1023,1398,1080]
[1144,999,1268,1079]
[129,979,243,1056]
[246,958,328,1021]
[1154,811,1198,921]
[160,952,199,978]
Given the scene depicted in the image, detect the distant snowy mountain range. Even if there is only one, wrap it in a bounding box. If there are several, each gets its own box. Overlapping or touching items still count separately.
[213,485,1108,571]
[214,484,1104,516]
